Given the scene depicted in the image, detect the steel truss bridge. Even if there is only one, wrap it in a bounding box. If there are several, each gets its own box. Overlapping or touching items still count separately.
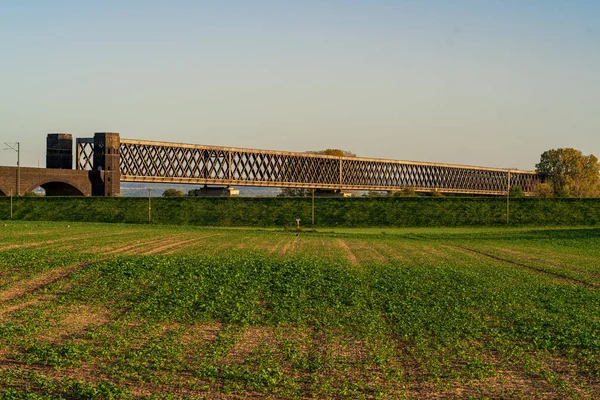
[71,133,539,196]
[0,133,540,197]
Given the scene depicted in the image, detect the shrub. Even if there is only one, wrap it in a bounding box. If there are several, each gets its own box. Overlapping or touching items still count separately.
[162,189,184,197]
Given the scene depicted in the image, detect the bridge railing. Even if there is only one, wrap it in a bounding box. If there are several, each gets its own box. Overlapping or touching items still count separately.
[118,139,539,195]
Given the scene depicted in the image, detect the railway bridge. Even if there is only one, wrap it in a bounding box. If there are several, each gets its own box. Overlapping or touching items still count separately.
[0,133,540,196]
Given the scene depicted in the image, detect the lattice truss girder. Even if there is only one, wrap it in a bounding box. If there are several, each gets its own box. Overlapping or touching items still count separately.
[76,140,94,170]
[118,141,539,194]
[341,161,537,192]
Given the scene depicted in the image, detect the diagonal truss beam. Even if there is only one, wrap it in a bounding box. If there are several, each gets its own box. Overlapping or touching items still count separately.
[118,139,540,195]
[76,138,94,170]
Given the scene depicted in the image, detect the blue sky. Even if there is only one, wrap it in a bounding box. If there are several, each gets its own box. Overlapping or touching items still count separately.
[1,0,599,170]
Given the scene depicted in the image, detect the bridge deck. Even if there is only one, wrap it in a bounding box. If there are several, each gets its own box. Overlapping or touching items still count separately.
[118,139,539,195]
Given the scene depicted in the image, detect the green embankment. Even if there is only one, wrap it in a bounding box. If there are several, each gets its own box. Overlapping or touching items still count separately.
[1,196,600,227]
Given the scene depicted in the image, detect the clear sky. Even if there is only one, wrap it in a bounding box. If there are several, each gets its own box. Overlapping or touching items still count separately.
[1,0,599,170]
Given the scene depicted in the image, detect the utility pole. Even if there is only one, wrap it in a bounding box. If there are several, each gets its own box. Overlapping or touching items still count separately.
[9,189,13,219]
[506,170,511,225]
[312,189,315,225]
[148,188,152,224]
[4,142,20,195]
[16,142,20,196]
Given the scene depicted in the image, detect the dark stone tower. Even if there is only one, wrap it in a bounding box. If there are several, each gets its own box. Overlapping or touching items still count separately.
[46,133,73,169]
[93,132,121,196]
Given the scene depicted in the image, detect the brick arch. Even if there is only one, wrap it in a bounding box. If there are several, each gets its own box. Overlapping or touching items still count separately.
[1,167,96,197]
[0,181,13,196]
[22,179,89,197]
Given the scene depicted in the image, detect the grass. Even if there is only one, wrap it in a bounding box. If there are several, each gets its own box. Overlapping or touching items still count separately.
[0,221,599,398]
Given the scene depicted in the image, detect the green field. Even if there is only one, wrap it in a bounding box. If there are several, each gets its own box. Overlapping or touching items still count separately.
[0,222,599,399]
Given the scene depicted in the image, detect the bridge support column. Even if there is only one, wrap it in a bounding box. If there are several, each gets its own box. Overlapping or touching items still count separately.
[46,134,73,169]
[93,132,121,196]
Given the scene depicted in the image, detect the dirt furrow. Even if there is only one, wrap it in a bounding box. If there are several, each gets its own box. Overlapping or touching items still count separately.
[279,237,294,256]
[0,230,136,252]
[0,257,59,280]
[141,237,210,255]
[482,247,600,280]
[268,237,287,255]
[0,298,43,318]
[335,239,359,266]
[105,236,175,255]
[161,234,224,255]
[454,246,598,288]
[0,233,95,251]
[0,259,107,304]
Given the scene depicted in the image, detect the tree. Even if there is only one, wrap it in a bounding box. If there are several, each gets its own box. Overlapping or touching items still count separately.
[22,192,43,197]
[162,189,184,197]
[509,185,525,198]
[536,148,600,198]
[307,149,357,157]
[278,188,310,197]
[392,187,417,197]
[534,183,554,198]
[363,191,386,197]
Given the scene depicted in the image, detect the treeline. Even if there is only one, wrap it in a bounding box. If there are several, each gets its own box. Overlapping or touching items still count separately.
[1,197,600,227]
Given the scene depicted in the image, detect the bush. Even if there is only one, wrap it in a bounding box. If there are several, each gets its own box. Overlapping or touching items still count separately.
[509,185,525,198]
[535,183,554,198]
[392,187,417,197]
[162,189,184,197]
